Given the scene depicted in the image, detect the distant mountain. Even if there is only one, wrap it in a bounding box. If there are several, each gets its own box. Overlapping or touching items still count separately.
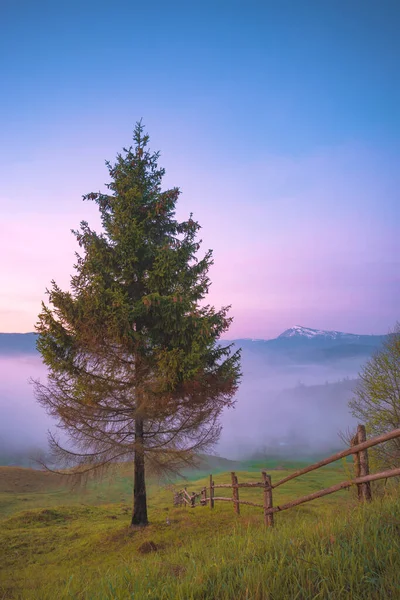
[0,333,37,355]
[0,326,386,365]
[230,325,386,364]
[278,325,365,341]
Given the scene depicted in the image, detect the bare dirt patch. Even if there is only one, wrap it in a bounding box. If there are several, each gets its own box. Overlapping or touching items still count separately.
[0,467,63,493]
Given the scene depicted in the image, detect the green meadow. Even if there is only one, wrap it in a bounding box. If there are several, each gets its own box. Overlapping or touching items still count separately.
[0,459,399,600]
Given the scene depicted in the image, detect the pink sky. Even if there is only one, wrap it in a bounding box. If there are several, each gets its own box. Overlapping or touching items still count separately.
[1,1,399,339]
[1,142,398,338]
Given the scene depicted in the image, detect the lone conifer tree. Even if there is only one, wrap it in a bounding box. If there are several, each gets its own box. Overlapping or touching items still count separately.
[34,123,241,526]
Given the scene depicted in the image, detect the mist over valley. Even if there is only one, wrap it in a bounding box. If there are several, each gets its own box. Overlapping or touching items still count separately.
[0,327,385,465]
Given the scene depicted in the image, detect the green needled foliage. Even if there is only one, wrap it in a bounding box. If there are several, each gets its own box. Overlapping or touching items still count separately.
[34,122,241,526]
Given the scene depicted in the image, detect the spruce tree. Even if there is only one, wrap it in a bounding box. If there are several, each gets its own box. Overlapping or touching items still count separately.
[34,122,241,526]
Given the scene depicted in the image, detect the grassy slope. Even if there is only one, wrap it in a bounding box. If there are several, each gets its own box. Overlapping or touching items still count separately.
[0,461,399,600]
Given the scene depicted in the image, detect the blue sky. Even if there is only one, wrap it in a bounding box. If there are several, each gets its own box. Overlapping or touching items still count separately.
[1,0,399,337]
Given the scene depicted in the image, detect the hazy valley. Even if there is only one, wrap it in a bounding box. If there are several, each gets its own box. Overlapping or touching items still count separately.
[0,326,385,465]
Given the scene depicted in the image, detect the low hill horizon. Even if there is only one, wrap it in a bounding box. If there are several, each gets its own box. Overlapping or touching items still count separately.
[0,325,387,364]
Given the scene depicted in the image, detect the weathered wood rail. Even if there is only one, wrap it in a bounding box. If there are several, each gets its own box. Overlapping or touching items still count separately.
[173,425,400,527]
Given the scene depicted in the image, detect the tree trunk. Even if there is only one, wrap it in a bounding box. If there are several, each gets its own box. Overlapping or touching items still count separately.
[131,417,148,526]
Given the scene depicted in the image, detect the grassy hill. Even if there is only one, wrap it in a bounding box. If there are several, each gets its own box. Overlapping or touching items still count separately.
[1,460,399,599]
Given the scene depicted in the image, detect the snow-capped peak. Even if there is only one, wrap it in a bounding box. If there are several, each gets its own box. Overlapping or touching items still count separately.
[278,325,358,340]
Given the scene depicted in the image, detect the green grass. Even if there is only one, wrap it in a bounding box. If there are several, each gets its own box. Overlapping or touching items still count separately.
[0,461,399,600]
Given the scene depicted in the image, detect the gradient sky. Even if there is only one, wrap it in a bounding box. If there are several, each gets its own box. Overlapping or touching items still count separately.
[1,0,399,338]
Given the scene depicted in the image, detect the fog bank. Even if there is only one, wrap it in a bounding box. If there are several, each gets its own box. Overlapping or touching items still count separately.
[0,350,363,465]
[0,356,52,464]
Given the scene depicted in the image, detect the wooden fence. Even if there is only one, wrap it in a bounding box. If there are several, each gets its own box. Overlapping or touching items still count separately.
[173,425,400,527]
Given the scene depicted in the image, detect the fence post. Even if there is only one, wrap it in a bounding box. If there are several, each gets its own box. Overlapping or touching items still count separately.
[231,472,240,515]
[351,433,362,499]
[262,471,274,527]
[209,474,214,509]
[190,492,196,508]
[357,424,372,502]
[235,473,240,515]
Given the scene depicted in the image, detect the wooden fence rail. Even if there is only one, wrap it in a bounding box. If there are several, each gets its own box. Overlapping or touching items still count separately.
[173,425,400,526]
[272,426,400,489]
[264,466,400,517]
